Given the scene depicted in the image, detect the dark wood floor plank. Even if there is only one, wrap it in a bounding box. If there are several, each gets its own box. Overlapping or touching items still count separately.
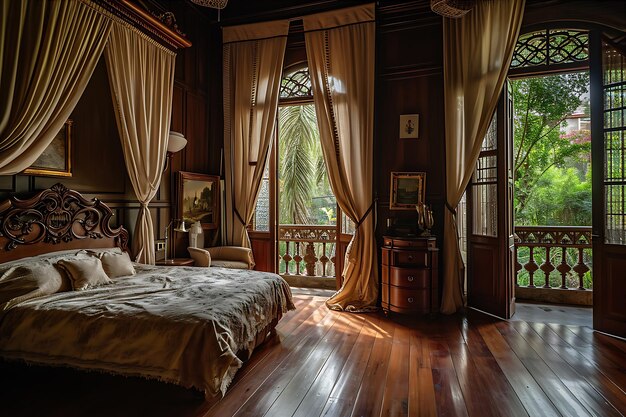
[496,321,593,417]
[565,325,626,372]
[268,313,366,417]
[528,322,626,415]
[291,314,367,417]
[429,338,470,417]
[457,317,529,417]
[478,323,561,417]
[321,314,380,417]
[547,324,626,391]
[510,321,622,417]
[408,332,437,417]
[349,314,396,417]
[380,324,411,417]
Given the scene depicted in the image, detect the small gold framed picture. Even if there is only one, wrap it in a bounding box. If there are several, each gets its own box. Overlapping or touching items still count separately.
[390,171,426,210]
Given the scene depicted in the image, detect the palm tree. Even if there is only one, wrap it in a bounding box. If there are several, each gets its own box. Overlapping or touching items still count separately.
[278,104,326,224]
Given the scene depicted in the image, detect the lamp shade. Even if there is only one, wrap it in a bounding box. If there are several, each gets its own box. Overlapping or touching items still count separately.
[167,131,187,153]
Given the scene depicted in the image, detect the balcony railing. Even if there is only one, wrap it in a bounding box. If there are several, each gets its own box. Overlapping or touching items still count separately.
[277,225,337,282]
[514,225,592,305]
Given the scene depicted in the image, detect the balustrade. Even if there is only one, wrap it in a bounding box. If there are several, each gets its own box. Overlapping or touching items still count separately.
[277,225,337,278]
[514,226,592,291]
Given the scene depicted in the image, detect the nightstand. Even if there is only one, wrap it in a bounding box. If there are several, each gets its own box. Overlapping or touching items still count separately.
[155,258,195,266]
[381,235,439,315]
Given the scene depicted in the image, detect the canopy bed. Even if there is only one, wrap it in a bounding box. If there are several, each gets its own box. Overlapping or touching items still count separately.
[0,184,294,400]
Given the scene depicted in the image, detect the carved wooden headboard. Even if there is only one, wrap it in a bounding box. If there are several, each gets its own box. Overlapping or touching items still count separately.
[0,184,129,263]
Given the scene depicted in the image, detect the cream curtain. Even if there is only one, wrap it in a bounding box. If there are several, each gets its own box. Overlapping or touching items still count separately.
[0,0,111,174]
[304,4,377,312]
[223,20,288,248]
[105,22,175,264]
[441,0,525,314]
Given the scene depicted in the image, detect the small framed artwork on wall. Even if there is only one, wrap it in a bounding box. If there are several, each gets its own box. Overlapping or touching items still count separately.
[399,114,419,139]
[390,171,426,210]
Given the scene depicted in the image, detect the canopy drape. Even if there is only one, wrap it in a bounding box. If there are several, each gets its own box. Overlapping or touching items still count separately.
[105,22,176,264]
[441,0,525,314]
[304,4,377,312]
[0,0,111,174]
[222,20,288,248]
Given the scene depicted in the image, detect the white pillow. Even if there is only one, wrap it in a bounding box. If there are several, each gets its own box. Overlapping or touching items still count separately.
[57,257,112,291]
[98,251,135,278]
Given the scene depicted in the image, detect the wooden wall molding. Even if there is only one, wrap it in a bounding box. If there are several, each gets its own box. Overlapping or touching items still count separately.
[97,0,192,49]
[380,64,443,80]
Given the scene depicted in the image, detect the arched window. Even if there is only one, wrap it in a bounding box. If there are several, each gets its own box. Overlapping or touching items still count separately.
[510,29,589,75]
[279,68,313,102]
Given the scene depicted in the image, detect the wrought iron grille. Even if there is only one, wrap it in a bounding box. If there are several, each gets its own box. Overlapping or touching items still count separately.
[603,41,626,245]
[280,69,313,100]
[472,113,498,237]
[511,29,589,70]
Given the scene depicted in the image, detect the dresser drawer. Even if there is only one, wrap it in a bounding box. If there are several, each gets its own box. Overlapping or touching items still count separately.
[381,285,430,312]
[393,250,429,267]
[386,267,430,288]
[384,237,423,248]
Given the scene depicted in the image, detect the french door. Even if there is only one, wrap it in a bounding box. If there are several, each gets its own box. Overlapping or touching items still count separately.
[591,34,626,337]
[467,84,516,319]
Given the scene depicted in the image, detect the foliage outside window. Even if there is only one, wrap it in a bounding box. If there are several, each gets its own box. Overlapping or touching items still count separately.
[513,72,591,226]
[512,72,592,289]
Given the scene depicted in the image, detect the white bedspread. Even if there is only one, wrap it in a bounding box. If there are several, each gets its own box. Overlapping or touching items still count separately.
[0,265,294,398]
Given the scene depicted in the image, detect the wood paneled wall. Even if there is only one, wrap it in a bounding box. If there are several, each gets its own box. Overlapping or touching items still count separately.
[0,1,214,260]
[375,1,446,244]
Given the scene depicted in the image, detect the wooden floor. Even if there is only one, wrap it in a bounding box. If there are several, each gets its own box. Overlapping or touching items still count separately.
[1,293,625,417]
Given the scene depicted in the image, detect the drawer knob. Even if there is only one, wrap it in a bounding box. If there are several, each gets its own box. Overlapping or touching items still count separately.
[408,297,415,303]
[407,276,415,282]
[408,255,414,261]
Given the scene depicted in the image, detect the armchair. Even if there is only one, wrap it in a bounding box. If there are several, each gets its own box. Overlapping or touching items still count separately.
[188,246,255,270]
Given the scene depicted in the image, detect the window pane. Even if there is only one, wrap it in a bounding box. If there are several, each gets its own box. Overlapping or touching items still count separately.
[473,113,497,237]
[253,160,270,231]
[603,41,626,245]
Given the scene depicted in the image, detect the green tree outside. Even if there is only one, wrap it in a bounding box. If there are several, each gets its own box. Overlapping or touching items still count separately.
[512,72,593,288]
[513,72,591,226]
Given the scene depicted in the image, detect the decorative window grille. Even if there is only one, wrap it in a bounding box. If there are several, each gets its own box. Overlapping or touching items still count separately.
[279,68,313,100]
[472,113,498,237]
[603,41,626,244]
[511,29,589,71]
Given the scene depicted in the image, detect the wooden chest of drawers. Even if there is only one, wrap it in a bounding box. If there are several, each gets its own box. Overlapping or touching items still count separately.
[381,236,439,315]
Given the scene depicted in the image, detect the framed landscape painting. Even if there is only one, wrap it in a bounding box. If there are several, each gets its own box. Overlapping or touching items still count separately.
[24,120,72,177]
[178,172,220,229]
[390,171,426,210]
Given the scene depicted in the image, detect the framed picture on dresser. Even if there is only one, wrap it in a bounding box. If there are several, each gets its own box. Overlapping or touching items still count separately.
[177,171,220,230]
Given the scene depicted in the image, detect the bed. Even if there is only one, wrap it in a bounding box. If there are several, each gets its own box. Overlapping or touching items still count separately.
[0,184,294,400]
